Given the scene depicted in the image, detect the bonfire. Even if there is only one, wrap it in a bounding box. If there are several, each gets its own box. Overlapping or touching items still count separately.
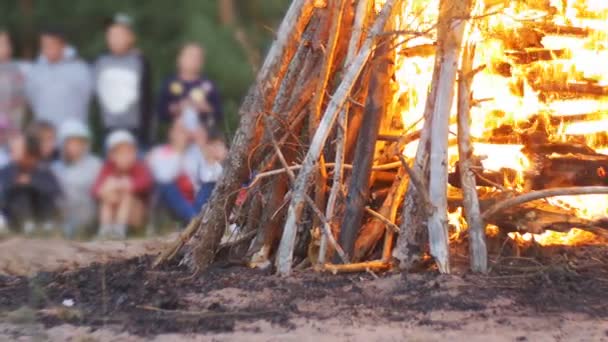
[156,0,608,277]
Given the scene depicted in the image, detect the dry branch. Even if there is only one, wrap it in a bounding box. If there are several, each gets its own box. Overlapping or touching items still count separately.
[276,0,399,276]
[323,260,390,274]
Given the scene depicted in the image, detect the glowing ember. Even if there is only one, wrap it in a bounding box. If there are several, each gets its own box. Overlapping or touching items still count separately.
[509,228,600,246]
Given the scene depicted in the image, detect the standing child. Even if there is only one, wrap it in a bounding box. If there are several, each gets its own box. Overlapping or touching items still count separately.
[94,13,152,145]
[25,27,93,127]
[93,130,152,239]
[52,121,102,238]
[157,43,222,129]
[0,133,61,233]
[0,30,26,130]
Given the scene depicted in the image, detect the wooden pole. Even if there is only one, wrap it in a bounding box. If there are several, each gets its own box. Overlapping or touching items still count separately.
[457,42,487,273]
[320,0,368,265]
[426,0,472,274]
[310,0,348,237]
[336,35,392,262]
[180,0,316,273]
[276,0,399,276]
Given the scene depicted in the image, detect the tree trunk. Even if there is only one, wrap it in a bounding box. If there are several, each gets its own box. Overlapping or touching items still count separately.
[276,0,399,276]
[427,0,473,274]
[182,0,316,272]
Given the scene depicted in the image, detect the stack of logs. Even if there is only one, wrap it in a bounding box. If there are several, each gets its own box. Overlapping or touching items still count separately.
[154,0,608,277]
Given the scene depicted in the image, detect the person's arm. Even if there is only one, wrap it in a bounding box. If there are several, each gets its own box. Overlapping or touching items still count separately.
[139,55,153,145]
[156,78,176,123]
[92,163,111,198]
[77,61,95,121]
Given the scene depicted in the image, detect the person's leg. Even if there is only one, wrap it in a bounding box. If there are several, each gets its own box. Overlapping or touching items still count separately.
[98,200,116,238]
[193,182,216,212]
[157,183,196,222]
[32,192,58,233]
[114,194,135,239]
[5,188,35,233]
[127,196,146,228]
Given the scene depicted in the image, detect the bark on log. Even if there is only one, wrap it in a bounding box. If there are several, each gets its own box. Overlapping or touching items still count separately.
[457,42,487,273]
[427,0,472,274]
[337,38,392,262]
[181,0,316,273]
[276,0,399,276]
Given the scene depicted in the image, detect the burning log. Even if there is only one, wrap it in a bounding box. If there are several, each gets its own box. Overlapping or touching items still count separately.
[505,48,569,64]
[534,82,608,97]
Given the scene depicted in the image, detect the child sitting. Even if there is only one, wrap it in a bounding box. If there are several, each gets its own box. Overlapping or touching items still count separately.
[147,119,195,222]
[0,133,61,233]
[29,120,59,163]
[51,120,102,238]
[93,130,152,239]
[185,127,227,211]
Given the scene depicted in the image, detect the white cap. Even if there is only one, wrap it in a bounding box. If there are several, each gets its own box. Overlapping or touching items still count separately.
[58,120,90,144]
[105,130,136,151]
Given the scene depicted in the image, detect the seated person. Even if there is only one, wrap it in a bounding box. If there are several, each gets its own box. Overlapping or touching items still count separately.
[147,119,195,223]
[185,127,227,211]
[157,42,222,129]
[93,130,152,239]
[51,120,102,238]
[0,133,61,233]
[29,120,59,163]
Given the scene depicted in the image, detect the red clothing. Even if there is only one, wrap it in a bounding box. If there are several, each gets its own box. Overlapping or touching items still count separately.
[175,173,195,202]
[93,160,153,198]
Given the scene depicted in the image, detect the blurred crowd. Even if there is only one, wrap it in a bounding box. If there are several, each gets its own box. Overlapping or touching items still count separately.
[0,14,228,239]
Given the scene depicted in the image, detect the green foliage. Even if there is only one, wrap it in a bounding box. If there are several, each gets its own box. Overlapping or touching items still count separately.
[0,0,290,136]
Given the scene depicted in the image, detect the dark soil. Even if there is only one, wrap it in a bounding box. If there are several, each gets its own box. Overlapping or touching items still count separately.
[0,244,607,336]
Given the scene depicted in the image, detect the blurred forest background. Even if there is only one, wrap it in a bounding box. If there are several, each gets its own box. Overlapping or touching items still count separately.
[0,0,291,136]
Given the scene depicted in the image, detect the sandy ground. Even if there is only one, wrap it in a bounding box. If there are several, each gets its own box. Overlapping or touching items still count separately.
[2,313,607,342]
[0,235,173,276]
[0,237,607,342]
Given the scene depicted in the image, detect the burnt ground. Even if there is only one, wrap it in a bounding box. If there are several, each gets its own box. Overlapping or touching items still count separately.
[0,244,608,339]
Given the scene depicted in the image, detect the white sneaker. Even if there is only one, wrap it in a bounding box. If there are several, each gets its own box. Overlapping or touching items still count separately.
[97,224,113,239]
[113,224,127,240]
